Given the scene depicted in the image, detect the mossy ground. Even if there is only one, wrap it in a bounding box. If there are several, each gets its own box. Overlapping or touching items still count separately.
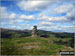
[1,36,73,55]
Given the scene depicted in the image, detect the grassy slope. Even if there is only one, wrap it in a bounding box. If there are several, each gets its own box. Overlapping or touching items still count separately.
[1,36,73,55]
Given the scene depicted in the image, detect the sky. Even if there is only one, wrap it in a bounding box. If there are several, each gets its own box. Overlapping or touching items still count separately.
[0,0,75,33]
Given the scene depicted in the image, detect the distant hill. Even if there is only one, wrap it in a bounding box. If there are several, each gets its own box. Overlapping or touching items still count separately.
[1,28,32,38]
[1,28,74,38]
[1,28,31,33]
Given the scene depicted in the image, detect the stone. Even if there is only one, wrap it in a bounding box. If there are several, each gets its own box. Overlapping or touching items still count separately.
[32,25,37,37]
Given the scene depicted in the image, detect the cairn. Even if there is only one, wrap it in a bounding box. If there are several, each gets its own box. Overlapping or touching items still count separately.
[32,25,38,37]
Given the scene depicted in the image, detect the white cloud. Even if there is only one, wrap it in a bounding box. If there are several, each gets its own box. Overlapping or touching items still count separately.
[15,23,33,30]
[48,16,68,22]
[37,21,54,27]
[37,3,74,23]
[51,4,75,22]
[54,4,74,13]
[59,26,75,33]
[17,0,59,11]
[1,20,16,25]
[9,26,16,29]
[61,26,74,29]
[66,7,75,21]
[38,14,68,22]
[1,7,9,19]
[37,25,60,31]
[20,14,35,20]
[0,6,35,28]
[16,20,24,22]
[37,25,74,33]
[9,13,16,19]
[0,6,17,19]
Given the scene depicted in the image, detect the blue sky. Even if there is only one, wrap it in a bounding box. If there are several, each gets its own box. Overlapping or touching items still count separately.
[0,0,75,33]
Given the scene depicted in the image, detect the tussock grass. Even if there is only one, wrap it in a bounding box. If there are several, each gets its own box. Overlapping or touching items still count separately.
[1,37,73,55]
